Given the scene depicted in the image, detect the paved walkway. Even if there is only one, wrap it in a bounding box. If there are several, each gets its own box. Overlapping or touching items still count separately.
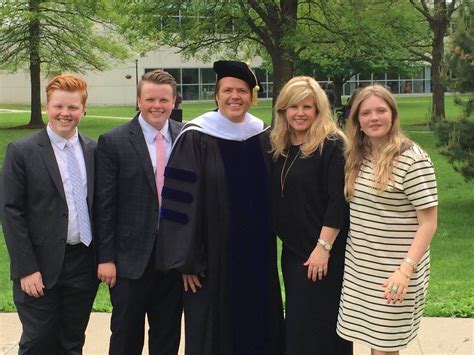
[0,313,472,354]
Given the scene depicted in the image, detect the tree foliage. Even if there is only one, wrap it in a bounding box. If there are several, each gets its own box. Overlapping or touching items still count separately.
[436,0,474,180]
[117,0,429,108]
[448,0,474,94]
[293,0,429,105]
[118,0,299,105]
[0,0,129,127]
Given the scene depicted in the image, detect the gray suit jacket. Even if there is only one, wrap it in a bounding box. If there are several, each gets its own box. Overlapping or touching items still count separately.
[94,115,183,279]
[1,129,96,288]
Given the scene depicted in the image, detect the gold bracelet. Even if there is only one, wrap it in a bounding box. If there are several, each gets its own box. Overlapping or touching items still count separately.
[403,258,418,271]
[397,267,410,279]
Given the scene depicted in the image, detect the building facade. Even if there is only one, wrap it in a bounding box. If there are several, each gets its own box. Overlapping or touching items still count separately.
[0,47,431,106]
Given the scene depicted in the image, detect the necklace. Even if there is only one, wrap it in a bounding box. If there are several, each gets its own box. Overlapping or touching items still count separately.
[280,147,300,197]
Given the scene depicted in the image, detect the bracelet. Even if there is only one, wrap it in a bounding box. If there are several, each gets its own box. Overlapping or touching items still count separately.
[403,258,418,271]
[397,267,410,279]
[317,238,332,251]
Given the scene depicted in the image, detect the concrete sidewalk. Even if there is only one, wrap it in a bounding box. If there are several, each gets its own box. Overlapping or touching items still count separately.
[0,313,472,354]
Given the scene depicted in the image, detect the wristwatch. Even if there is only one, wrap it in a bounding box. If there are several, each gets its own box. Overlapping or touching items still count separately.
[318,238,332,251]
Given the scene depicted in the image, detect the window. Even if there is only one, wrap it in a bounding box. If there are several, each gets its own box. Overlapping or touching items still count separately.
[201,84,215,100]
[201,68,216,84]
[255,68,266,83]
[182,69,199,84]
[182,85,199,100]
[164,68,181,83]
[149,66,276,100]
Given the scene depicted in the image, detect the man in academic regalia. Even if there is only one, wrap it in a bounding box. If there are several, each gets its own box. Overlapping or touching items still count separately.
[156,61,284,355]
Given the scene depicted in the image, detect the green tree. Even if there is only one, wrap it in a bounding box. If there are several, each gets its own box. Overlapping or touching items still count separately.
[436,0,473,180]
[118,0,428,108]
[449,0,474,94]
[119,0,298,104]
[294,0,428,106]
[408,0,458,122]
[0,0,128,128]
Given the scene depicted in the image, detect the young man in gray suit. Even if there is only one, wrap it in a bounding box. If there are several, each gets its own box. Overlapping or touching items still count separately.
[1,74,98,354]
[94,70,184,355]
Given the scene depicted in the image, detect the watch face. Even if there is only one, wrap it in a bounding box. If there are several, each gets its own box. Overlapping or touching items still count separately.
[319,239,331,250]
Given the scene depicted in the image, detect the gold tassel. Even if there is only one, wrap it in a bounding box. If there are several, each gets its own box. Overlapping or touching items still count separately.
[252,85,260,106]
[246,61,259,106]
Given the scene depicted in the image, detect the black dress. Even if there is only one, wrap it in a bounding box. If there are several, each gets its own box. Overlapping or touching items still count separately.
[157,128,284,355]
[271,136,353,355]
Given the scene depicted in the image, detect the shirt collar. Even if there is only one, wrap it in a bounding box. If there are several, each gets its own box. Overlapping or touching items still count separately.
[183,110,266,141]
[138,114,171,144]
[47,124,79,150]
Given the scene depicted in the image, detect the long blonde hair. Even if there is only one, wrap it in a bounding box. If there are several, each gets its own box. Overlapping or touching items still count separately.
[344,85,412,200]
[270,76,345,160]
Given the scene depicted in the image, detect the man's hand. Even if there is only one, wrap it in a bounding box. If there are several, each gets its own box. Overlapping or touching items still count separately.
[20,271,45,297]
[97,262,117,288]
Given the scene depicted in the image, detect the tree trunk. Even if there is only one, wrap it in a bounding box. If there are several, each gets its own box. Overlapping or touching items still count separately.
[269,0,297,110]
[269,51,294,126]
[271,54,293,108]
[333,78,344,107]
[428,0,453,123]
[28,0,45,128]
[430,20,447,122]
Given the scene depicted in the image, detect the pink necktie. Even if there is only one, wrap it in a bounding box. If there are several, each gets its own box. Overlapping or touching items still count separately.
[155,132,166,204]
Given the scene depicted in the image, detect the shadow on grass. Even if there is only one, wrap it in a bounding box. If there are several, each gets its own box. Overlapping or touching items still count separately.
[402,123,431,131]
[0,123,45,130]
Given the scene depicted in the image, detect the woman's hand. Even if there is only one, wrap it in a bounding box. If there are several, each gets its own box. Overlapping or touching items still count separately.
[382,207,436,305]
[303,245,330,282]
[183,274,202,293]
[382,266,411,304]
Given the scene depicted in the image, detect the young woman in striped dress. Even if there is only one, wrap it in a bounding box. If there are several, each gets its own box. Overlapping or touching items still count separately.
[336,85,438,354]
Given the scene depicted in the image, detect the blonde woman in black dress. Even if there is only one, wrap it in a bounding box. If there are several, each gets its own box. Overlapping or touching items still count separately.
[270,76,352,354]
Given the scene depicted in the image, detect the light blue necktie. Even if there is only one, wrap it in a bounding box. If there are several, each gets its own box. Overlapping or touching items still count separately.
[65,142,92,246]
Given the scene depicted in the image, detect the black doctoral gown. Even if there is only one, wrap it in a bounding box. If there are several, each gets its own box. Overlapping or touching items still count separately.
[156,126,284,355]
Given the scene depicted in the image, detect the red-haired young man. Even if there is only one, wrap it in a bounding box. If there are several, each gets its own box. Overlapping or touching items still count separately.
[2,74,98,354]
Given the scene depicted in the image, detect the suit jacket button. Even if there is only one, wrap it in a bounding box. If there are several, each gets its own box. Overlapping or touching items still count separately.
[61,239,66,243]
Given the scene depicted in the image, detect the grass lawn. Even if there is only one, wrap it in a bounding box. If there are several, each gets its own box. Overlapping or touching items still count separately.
[0,96,472,317]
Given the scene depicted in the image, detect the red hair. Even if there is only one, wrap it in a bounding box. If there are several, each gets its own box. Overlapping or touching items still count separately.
[46,74,88,105]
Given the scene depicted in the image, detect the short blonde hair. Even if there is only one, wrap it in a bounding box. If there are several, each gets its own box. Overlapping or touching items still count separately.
[46,74,88,105]
[270,76,344,160]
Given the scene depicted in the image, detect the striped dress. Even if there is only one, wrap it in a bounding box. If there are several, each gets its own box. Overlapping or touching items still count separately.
[336,145,438,351]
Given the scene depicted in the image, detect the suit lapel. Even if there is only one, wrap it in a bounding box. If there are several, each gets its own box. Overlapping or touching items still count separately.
[129,116,157,195]
[169,119,183,143]
[38,129,66,201]
[79,134,94,206]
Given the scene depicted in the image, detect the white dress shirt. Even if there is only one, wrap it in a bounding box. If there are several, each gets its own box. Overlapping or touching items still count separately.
[47,125,88,245]
[138,115,173,175]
